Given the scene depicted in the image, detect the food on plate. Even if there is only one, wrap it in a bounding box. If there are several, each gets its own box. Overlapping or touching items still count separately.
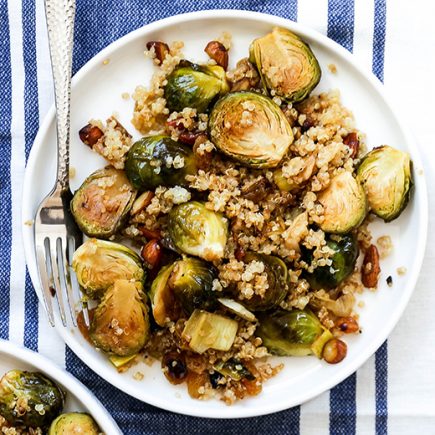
[125,135,197,190]
[72,238,145,298]
[209,91,294,168]
[303,234,359,290]
[71,26,413,404]
[70,166,136,238]
[49,412,100,435]
[256,309,333,357]
[164,61,229,112]
[316,171,367,234]
[0,370,100,433]
[357,145,412,222]
[168,201,228,261]
[90,279,150,356]
[249,27,321,102]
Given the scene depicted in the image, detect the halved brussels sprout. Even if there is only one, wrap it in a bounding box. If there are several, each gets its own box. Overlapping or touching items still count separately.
[125,135,197,191]
[240,253,288,311]
[90,279,150,356]
[71,166,136,238]
[249,27,321,102]
[72,239,145,298]
[49,413,100,435]
[357,145,412,222]
[182,309,238,353]
[168,201,228,261]
[317,171,367,234]
[164,61,229,112]
[0,370,64,428]
[303,234,359,290]
[209,91,293,168]
[149,263,180,327]
[256,309,327,356]
[169,257,217,315]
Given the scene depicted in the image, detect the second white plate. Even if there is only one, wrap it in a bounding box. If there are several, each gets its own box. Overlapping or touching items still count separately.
[0,340,120,434]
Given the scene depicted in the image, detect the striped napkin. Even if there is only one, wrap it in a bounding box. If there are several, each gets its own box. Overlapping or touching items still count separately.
[1,1,434,434]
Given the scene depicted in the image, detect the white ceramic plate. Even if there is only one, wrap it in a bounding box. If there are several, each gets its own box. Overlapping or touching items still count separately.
[0,340,120,434]
[22,10,428,418]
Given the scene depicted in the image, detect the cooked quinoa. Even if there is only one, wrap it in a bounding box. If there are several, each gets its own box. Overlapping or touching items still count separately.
[73,28,411,405]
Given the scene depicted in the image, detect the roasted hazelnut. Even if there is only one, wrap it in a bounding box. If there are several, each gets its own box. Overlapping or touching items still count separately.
[146,41,170,65]
[79,124,104,146]
[323,338,347,364]
[204,41,229,70]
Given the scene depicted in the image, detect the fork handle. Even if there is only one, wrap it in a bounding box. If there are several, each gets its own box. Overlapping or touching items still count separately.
[45,0,76,191]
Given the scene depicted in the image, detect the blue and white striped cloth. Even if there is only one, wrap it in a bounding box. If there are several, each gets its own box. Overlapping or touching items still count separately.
[1,1,435,434]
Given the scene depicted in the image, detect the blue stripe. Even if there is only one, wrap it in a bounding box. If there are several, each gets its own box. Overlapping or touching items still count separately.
[372,0,386,82]
[327,0,355,52]
[327,2,356,434]
[0,1,12,341]
[375,341,388,434]
[329,373,357,435]
[22,0,39,351]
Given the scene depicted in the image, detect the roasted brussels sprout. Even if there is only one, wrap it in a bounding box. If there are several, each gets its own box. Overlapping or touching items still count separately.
[257,309,330,357]
[71,166,136,238]
[357,145,412,222]
[149,263,180,326]
[209,91,293,168]
[317,171,367,234]
[164,61,229,112]
[249,27,321,102]
[303,234,359,290]
[169,257,217,315]
[0,370,64,428]
[90,279,150,356]
[125,135,197,191]
[168,201,228,261]
[182,309,238,353]
[49,413,100,435]
[240,253,288,311]
[72,239,145,298]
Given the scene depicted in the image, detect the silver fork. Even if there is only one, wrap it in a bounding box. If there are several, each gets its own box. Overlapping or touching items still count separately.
[34,0,88,327]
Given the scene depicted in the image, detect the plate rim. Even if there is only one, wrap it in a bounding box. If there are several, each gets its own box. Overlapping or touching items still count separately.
[22,9,429,418]
[0,339,121,434]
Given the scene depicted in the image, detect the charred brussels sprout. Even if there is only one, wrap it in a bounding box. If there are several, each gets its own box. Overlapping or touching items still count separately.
[257,309,329,356]
[303,234,359,290]
[0,370,64,428]
[164,61,229,112]
[169,257,217,315]
[125,135,197,190]
[357,145,412,222]
[72,239,145,298]
[168,201,228,261]
[71,166,136,238]
[209,91,293,168]
[249,27,321,102]
[317,171,367,234]
[90,279,150,356]
[49,413,100,435]
[241,253,288,311]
